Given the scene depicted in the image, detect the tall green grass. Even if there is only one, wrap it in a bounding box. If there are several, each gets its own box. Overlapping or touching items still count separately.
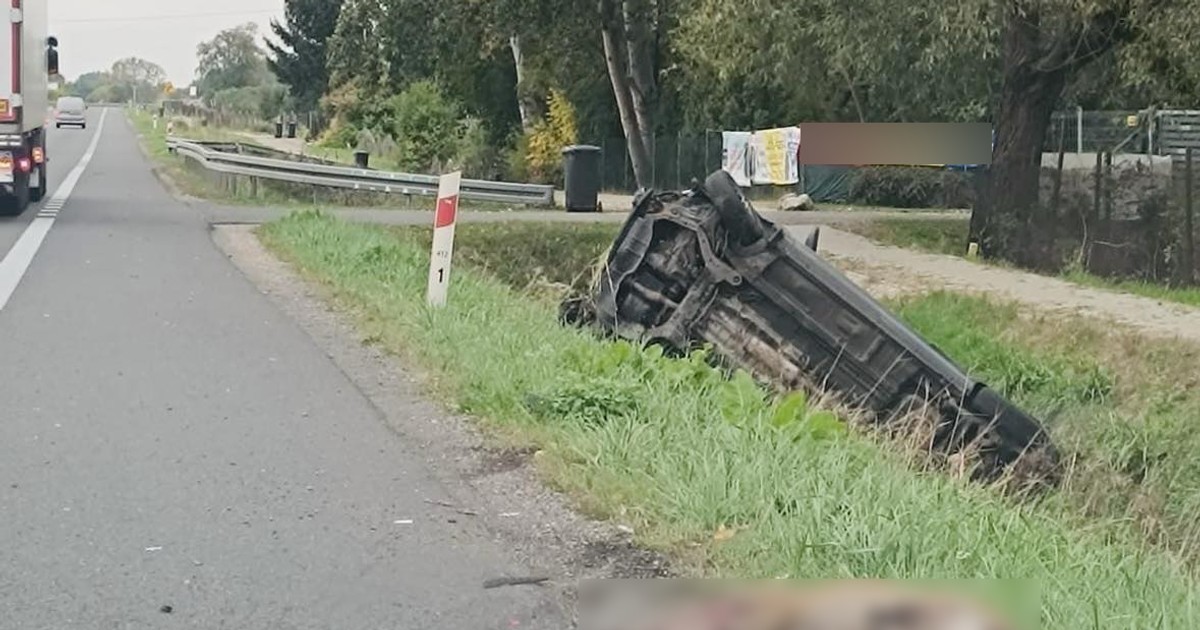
[396,221,1200,569]
[261,211,1200,629]
[890,293,1114,408]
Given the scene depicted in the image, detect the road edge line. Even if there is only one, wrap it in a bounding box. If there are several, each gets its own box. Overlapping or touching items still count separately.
[0,108,109,312]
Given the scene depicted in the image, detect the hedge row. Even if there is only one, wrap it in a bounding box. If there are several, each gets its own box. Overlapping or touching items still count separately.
[848,166,976,209]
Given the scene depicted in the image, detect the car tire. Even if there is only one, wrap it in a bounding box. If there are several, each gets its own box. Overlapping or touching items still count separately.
[702,170,764,246]
[30,163,46,202]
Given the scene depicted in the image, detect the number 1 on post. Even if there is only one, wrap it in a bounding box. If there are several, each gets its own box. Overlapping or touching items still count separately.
[427,171,462,307]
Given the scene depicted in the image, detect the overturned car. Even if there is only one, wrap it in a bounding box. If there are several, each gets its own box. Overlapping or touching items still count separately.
[561,170,1059,485]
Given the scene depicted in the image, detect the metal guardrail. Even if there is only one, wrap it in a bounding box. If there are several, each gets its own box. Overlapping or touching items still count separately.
[165,137,556,206]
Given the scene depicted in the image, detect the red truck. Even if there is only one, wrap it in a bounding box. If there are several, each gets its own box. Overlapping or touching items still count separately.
[0,0,59,215]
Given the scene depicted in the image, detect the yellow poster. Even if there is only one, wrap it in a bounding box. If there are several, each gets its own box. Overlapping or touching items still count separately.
[751,127,801,185]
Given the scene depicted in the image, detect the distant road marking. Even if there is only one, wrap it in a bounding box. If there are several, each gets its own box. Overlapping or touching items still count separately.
[0,108,108,312]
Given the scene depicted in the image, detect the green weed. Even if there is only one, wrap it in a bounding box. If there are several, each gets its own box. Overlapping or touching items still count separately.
[846,217,971,256]
[1062,270,1200,309]
[888,292,1114,409]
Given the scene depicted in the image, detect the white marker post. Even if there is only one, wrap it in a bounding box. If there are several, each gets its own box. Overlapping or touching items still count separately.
[426,171,462,307]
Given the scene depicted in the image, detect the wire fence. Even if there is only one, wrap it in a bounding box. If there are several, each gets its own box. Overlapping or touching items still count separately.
[586,109,1171,194]
[1045,109,1151,154]
[594,133,724,193]
[1021,144,1197,284]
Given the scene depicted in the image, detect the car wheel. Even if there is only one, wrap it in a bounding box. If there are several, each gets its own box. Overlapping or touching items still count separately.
[702,170,764,246]
[29,163,46,202]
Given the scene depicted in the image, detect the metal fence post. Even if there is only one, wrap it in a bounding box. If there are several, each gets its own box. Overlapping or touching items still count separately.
[676,135,682,189]
[1077,106,1084,153]
[1051,148,1065,216]
[1103,151,1113,221]
[1185,147,1196,285]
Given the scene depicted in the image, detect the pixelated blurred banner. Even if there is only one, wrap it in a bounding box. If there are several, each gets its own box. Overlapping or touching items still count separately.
[797,122,993,166]
[578,578,1037,630]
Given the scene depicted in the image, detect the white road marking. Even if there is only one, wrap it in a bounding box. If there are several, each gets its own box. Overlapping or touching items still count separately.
[0,108,108,312]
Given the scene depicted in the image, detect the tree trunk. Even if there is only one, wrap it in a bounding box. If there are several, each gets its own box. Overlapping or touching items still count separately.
[623,0,657,160]
[509,35,535,132]
[837,65,866,123]
[600,0,653,188]
[973,7,1066,270]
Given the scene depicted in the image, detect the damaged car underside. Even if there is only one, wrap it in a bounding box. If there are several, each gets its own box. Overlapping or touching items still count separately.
[561,170,1059,485]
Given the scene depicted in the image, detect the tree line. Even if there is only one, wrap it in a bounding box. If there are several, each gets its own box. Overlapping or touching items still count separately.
[275,0,1200,265]
[61,23,288,126]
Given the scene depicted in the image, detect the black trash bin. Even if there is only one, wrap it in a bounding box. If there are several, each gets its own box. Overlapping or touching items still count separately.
[353,150,370,169]
[274,120,284,139]
[286,121,297,139]
[562,145,602,212]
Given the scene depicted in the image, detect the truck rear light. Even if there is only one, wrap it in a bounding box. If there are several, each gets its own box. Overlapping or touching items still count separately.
[32,147,43,163]
[17,157,31,173]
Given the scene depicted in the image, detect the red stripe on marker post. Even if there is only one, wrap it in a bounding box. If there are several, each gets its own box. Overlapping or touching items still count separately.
[434,194,459,228]
[427,171,463,307]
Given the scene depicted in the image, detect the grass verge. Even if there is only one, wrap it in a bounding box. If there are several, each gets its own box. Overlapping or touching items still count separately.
[844,217,971,257]
[1062,270,1200,308]
[261,211,1200,628]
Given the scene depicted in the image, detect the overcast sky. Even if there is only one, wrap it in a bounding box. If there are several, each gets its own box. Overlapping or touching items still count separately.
[49,0,287,85]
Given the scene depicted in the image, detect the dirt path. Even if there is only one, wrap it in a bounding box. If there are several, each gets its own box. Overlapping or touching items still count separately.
[789,225,1200,343]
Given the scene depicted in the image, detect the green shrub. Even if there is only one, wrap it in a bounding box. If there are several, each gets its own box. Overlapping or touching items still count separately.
[849,166,975,208]
[504,132,532,183]
[387,80,463,173]
[451,116,501,179]
[209,84,290,122]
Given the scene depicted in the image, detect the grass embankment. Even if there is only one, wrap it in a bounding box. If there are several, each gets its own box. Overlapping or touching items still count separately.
[847,216,1200,309]
[847,216,972,257]
[261,212,1200,628]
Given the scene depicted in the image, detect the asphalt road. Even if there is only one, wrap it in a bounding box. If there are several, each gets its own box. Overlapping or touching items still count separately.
[0,108,566,628]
